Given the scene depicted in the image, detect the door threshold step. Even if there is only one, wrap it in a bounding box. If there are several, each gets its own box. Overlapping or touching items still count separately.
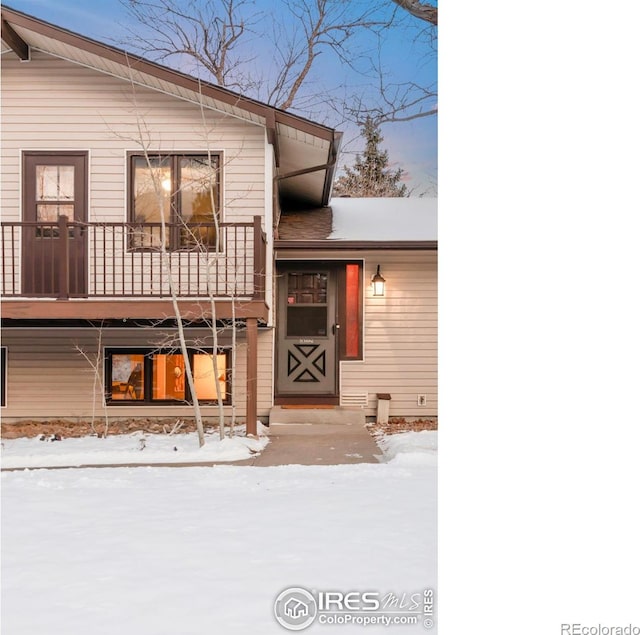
[269,405,365,426]
[280,404,335,409]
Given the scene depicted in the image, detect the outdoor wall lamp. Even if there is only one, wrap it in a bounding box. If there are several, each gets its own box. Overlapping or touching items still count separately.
[372,265,386,297]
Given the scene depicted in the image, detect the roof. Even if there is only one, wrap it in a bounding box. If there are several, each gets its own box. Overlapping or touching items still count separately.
[276,197,437,250]
[0,5,341,207]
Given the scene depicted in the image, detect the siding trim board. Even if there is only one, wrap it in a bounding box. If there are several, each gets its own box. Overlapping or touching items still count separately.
[0,300,270,321]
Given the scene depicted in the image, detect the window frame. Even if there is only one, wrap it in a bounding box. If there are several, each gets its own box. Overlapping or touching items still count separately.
[127,151,222,252]
[337,261,364,361]
[104,347,231,406]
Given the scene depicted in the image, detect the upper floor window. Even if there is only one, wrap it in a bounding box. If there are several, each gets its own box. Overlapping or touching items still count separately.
[128,153,221,250]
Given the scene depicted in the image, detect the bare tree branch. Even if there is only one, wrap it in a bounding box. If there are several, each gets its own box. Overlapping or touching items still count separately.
[391,0,437,26]
[120,0,262,91]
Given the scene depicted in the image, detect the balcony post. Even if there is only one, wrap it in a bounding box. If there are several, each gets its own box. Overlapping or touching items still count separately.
[253,215,264,300]
[57,215,69,300]
[245,317,258,436]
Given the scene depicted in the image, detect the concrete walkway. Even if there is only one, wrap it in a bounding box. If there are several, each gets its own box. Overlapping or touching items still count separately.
[1,423,383,471]
[249,422,383,466]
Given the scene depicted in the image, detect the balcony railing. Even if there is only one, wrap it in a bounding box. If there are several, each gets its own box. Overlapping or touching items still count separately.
[1,216,266,300]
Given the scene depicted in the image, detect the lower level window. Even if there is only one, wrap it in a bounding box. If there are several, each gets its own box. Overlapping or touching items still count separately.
[106,348,230,405]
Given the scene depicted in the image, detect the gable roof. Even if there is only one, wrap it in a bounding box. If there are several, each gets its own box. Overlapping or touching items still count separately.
[276,197,437,250]
[0,5,341,207]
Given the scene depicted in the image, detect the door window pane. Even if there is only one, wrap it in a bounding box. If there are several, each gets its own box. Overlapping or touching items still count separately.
[110,354,145,400]
[287,306,328,336]
[287,272,327,304]
[286,271,329,336]
[36,204,75,222]
[36,165,74,200]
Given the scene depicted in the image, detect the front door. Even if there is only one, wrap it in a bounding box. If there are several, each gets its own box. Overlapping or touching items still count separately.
[22,152,88,296]
[276,266,338,400]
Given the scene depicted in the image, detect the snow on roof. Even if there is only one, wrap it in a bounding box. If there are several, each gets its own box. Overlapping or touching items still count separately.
[327,197,437,241]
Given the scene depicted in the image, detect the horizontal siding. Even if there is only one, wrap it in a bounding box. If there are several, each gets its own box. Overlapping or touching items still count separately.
[1,52,266,225]
[1,51,271,301]
[341,251,438,418]
[1,327,274,423]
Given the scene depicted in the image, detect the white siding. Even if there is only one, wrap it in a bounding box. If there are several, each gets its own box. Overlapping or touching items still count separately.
[1,327,274,422]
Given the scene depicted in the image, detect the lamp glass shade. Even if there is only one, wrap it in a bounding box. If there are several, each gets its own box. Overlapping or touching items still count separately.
[372,266,386,297]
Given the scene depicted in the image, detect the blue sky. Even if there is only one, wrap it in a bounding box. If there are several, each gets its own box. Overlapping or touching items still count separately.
[4,0,437,195]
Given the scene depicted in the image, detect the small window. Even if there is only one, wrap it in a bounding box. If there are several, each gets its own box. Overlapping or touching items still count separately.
[128,153,221,250]
[105,348,230,405]
[1,347,7,407]
[338,263,363,360]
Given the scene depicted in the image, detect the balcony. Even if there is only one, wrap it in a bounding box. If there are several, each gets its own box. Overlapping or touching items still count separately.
[1,216,268,321]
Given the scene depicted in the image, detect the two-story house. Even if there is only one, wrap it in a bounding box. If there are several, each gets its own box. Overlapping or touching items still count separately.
[1,6,437,435]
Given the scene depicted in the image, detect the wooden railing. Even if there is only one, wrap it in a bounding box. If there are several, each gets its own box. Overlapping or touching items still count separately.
[1,216,267,300]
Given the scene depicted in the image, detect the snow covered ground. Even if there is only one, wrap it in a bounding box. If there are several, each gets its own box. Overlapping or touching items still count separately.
[1,427,270,469]
[1,431,437,634]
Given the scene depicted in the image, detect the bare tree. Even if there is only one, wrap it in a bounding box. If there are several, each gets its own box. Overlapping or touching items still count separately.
[263,0,391,112]
[105,61,261,445]
[121,72,208,447]
[117,0,435,125]
[74,320,110,438]
[121,0,262,92]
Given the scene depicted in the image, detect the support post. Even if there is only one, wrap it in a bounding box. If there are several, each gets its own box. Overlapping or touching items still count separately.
[246,317,258,436]
[57,215,69,299]
[253,216,264,300]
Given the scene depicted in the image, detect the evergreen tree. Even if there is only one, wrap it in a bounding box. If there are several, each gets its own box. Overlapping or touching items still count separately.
[333,118,409,198]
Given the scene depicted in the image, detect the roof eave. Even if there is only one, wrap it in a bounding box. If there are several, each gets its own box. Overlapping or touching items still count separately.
[275,240,437,251]
[0,6,337,141]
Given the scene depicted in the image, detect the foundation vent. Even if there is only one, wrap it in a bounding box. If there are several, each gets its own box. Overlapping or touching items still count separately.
[340,393,369,408]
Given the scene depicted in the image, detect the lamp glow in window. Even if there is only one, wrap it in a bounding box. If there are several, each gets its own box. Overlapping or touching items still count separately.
[194,354,227,400]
